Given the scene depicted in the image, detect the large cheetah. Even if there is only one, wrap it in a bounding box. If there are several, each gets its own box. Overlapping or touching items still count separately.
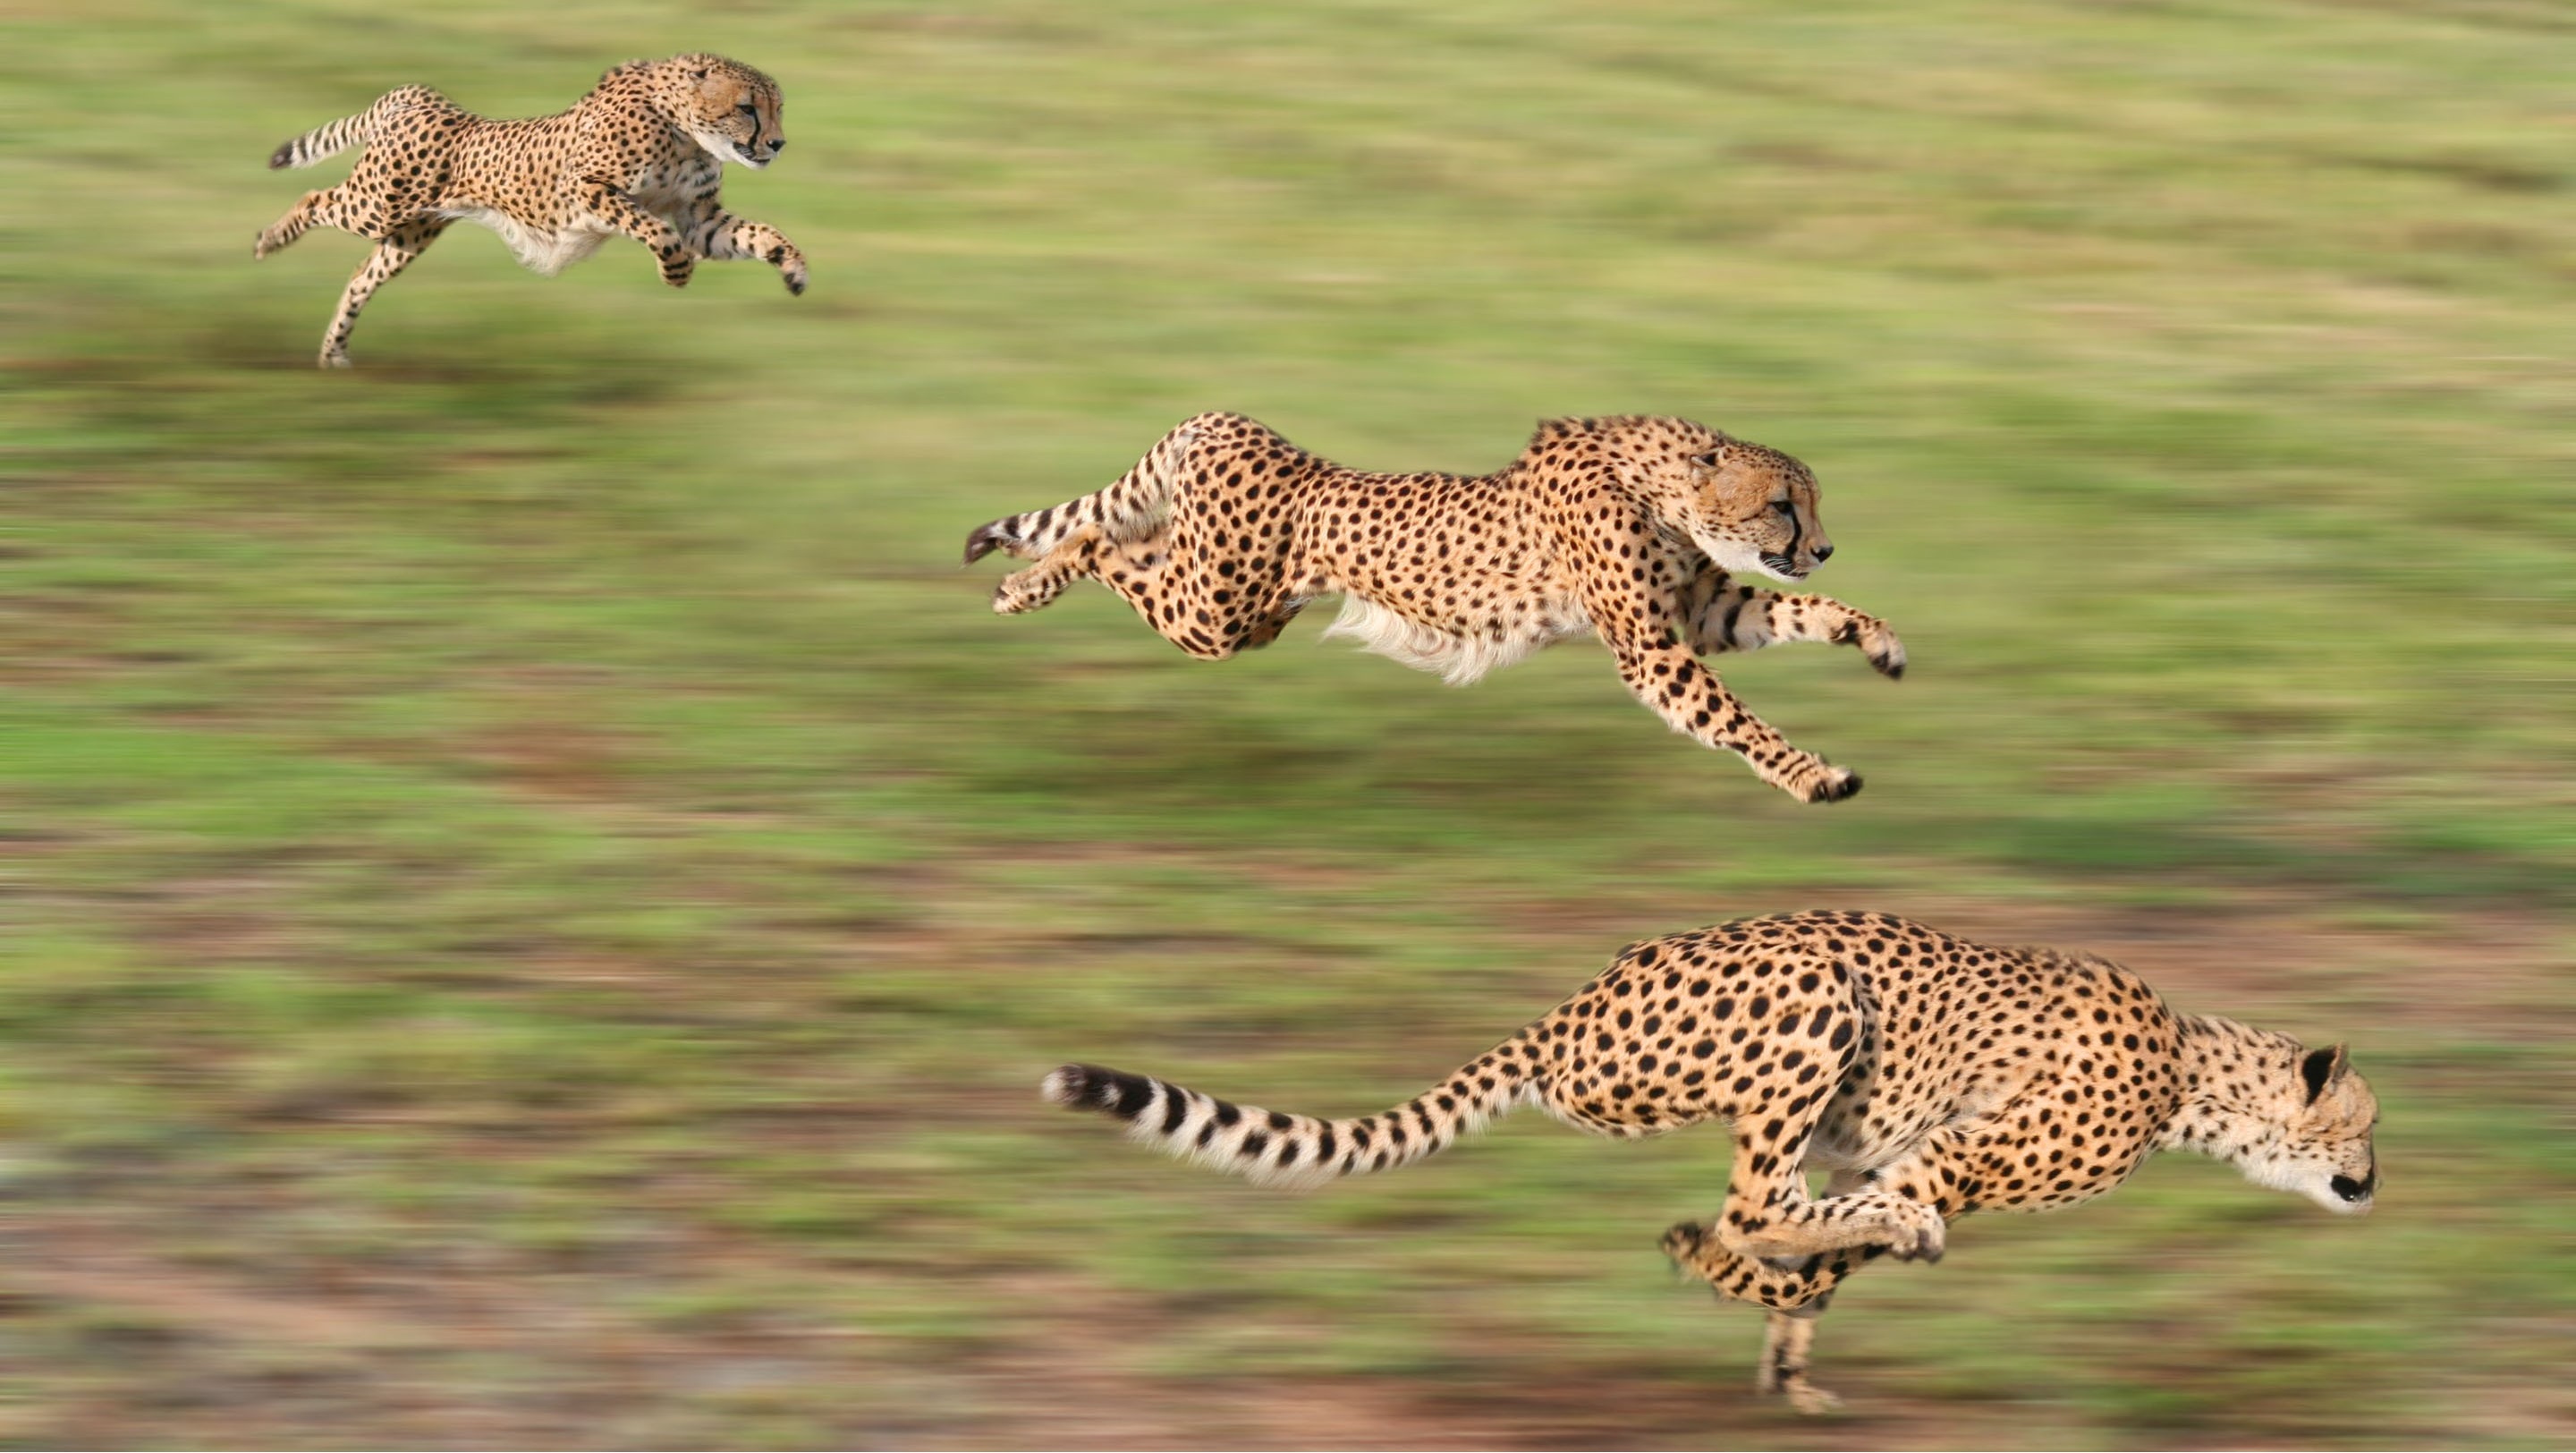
[255,55,805,367]
[965,413,1904,803]
[1043,911,2380,1414]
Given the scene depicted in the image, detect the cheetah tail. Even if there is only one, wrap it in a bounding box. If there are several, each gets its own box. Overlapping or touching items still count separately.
[267,87,453,170]
[267,112,370,170]
[1041,1047,1532,1191]
[962,420,1201,565]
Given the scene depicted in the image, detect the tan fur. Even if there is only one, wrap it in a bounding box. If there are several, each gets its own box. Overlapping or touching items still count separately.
[1044,911,2379,1414]
[255,54,804,367]
[966,412,1905,803]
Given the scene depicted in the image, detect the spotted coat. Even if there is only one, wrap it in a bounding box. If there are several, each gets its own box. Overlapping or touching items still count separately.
[966,412,1903,802]
[255,54,804,367]
[1044,911,2381,1414]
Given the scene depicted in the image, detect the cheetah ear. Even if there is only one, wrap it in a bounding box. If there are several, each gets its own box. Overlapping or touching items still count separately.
[1690,443,1734,471]
[2299,1043,2349,1104]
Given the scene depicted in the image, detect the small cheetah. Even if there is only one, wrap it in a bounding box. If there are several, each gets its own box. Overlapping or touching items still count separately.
[1043,911,2380,1415]
[256,54,806,367]
[966,413,1904,803]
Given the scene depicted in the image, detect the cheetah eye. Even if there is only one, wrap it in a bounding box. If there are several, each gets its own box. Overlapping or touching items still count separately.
[1772,498,1796,516]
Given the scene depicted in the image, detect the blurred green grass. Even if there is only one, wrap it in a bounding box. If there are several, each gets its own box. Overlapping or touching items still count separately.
[4,0,2572,1446]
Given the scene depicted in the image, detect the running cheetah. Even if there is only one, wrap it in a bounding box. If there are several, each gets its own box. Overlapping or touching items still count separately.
[1043,911,2379,1414]
[255,55,805,368]
[965,413,1904,803]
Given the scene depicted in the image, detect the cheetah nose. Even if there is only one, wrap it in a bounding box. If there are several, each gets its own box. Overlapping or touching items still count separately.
[768,137,786,152]
[1811,544,1834,563]
[2331,1169,2376,1202]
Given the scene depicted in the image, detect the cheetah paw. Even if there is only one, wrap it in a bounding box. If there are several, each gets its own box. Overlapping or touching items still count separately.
[1795,765,1861,805]
[1659,1219,1733,1283]
[1757,1356,1847,1415]
[1831,616,1906,679]
[1862,623,1906,680]
[1659,1219,1713,1264]
[1881,1207,1945,1263]
[1784,1381,1846,1416]
[991,567,1068,616]
[317,352,353,370]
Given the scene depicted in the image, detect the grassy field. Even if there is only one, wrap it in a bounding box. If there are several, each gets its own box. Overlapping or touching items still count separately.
[4,0,2573,1446]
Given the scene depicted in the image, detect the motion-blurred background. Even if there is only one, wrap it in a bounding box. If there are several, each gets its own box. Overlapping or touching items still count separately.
[5,1,2572,1446]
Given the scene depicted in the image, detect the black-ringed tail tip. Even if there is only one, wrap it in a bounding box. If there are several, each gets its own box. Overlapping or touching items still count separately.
[1038,1052,1526,1192]
[1041,1063,1147,1113]
[962,521,1011,565]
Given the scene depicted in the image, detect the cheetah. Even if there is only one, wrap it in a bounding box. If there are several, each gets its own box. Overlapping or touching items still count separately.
[255,54,806,368]
[965,413,1904,803]
[1043,911,2380,1415]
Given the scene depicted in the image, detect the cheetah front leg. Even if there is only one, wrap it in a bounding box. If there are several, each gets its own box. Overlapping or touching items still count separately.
[1681,574,1906,679]
[1592,617,1860,803]
[578,177,697,289]
[313,217,449,369]
[682,198,808,295]
[991,523,1119,616]
[1583,548,1862,802]
[1707,1092,1945,1269]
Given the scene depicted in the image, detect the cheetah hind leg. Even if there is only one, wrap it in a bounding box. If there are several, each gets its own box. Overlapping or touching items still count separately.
[1758,1310,1843,1416]
[991,524,1109,616]
[256,188,353,259]
[314,217,448,369]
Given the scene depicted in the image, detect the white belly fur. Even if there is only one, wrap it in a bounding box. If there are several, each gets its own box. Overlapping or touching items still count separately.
[442,206,614,276]
[1320,595,1592,686]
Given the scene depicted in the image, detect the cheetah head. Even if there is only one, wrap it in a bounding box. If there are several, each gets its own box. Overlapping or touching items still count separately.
[639,54,787,169]
[1581,417,1834,584]
[2215,1041,2381,1216]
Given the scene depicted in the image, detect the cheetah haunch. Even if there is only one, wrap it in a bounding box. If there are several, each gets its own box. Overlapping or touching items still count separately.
[256,54,805,368]
[967,413,1903,803]
[1043,911,2379,1415]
